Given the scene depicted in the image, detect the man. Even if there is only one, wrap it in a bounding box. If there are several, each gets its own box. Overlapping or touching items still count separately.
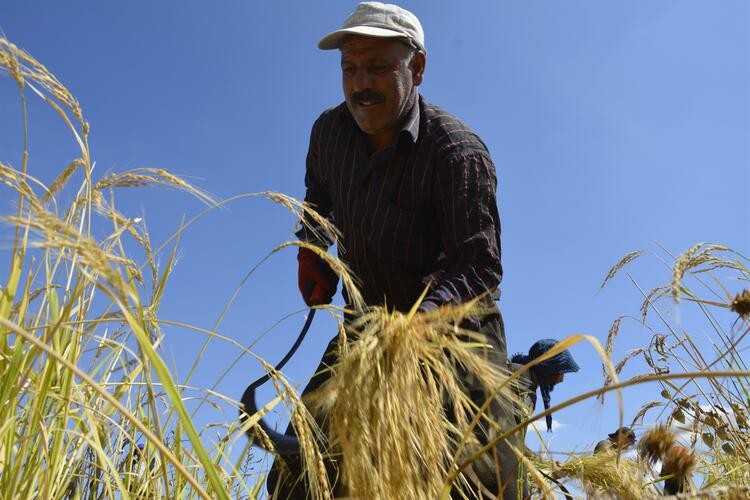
[593,426,637,454]
[509,339,581,433]
[267,3,521,498]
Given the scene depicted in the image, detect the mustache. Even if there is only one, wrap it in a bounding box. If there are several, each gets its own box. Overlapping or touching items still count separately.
[351,90,385,105]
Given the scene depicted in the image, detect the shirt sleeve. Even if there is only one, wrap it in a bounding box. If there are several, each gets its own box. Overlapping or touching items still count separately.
[424,150,502,307]
[295,122,335,249]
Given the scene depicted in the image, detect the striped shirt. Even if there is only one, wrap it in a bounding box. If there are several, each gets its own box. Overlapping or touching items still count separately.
[298,95,502,312]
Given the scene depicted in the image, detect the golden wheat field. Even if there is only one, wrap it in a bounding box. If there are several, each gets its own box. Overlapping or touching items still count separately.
[2,35,749,499]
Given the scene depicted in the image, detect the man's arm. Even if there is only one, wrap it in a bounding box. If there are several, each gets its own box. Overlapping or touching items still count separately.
[295,123,339,306]
[422,151,502,309]
[295,124,335,248]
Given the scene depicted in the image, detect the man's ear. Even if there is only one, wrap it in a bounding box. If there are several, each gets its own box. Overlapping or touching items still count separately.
[410,50,426,86]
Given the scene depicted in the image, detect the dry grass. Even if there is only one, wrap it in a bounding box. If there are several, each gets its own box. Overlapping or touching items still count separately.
[598,243,750,495]
[1,34,275,499]
[303,300,518,499]
[536,452,650,498]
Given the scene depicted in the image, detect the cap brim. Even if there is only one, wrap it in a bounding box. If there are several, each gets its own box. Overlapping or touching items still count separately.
[561,358,580,373]
[539,351,580,374]
[558,351,580,373]
[318,26,411,50]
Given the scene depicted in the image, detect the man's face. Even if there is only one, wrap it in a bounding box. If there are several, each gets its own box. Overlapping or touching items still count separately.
[546,372,565,386]
[340,36,425,149]
[531,371,565,388]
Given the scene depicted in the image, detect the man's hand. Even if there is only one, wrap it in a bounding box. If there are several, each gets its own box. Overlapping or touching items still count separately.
[297,247,339,306]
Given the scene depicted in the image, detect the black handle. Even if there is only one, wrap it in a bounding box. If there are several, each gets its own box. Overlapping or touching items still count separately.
[239,281,317,454]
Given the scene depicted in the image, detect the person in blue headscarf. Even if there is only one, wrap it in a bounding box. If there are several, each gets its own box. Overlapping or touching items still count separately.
[510,338,580,432]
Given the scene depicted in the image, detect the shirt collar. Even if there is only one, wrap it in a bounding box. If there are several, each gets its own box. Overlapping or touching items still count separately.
[400,94,421,143]
[341,93,421,144]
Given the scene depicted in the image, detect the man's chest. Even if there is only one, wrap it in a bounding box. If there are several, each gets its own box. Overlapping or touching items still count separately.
[318,135,440,255]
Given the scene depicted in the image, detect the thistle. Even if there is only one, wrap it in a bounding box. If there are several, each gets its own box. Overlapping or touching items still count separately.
[730,289,750,320]
[661,444,695,494]
[637,424,676,465]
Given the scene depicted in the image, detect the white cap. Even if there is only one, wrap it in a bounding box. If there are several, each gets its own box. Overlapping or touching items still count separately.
[318,2,425,51]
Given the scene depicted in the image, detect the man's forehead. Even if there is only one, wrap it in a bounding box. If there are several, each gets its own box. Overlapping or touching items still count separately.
[340,35,409,57]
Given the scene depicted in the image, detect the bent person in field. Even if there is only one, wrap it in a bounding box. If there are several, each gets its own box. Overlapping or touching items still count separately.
[509,338,580,470]
[509,339,581,434]
[266,2,524,498]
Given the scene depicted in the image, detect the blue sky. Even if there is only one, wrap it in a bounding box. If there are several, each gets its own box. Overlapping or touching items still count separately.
[1,0,748,491]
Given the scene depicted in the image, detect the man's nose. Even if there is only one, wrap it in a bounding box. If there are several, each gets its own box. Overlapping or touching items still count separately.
[350,68,373,92]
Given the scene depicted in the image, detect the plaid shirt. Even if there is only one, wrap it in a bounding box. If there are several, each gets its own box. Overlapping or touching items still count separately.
[298,95,502,312]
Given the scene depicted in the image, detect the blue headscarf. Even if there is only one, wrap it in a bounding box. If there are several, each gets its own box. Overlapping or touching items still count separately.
[511,339,580,432]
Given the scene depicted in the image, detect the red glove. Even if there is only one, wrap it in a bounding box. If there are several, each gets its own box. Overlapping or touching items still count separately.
[297,247,338,306]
